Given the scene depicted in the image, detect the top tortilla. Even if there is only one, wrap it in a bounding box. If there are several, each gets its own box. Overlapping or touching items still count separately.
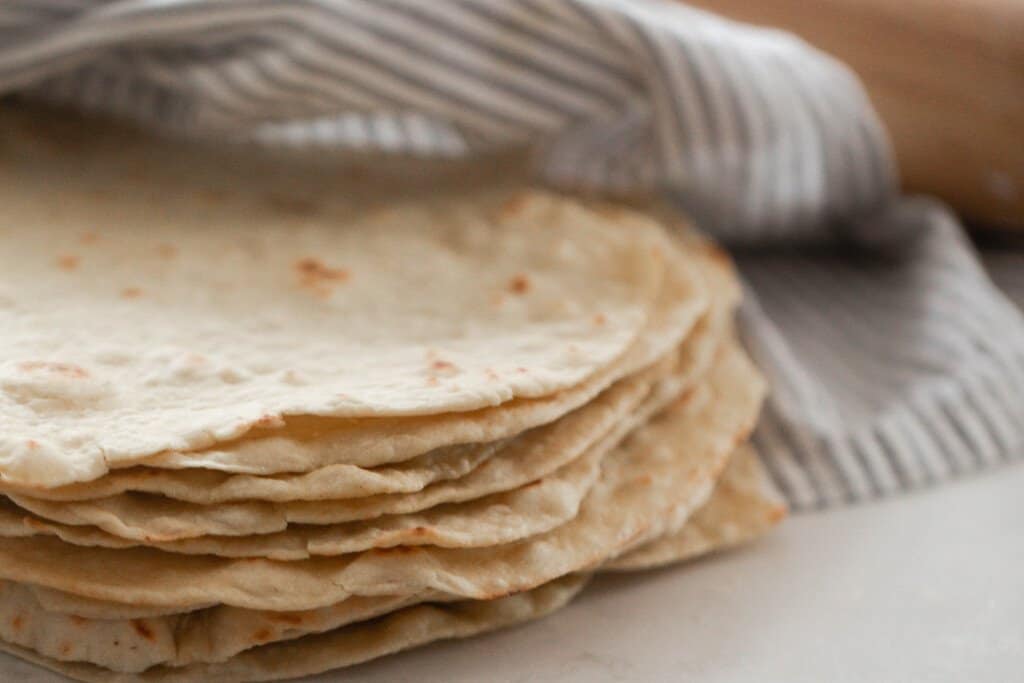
[0,116,709,489]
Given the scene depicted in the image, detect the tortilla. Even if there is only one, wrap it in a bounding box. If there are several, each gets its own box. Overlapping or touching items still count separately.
[3,154,712,488]
[604,444,787,571]
[4,356,671,542]
[0,427,614,560]
[0,439,781,675]
[0,343,763,612]
[0,574,589,683]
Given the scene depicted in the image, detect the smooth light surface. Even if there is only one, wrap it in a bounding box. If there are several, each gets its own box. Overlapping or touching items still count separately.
[5,463,1022,682]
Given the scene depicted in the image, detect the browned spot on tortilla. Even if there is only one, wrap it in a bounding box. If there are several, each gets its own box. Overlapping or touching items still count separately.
[156,244,178,259]
[593,313,606,326]
[121,287,143,299]
[11,615,24,631]
[131,620,156,642]
[69,615,89,627]
[768,505,788,524]
[498,193,530,219]
[425,376,440,387]
[253,628,273,643]
[430,360,459,377]
[675,387,696,406]
[507,274,530,295]
[295,258,349,298]
[18,361,90,378]
[254,414,285,429]
[410,526,429,536]
[268,613,304,626]
[79,232,99,245]
[56,254,79,271]
[59,642,72,656]
[635,474,653,486]
[25,440,39,451]
[265,194,319,216]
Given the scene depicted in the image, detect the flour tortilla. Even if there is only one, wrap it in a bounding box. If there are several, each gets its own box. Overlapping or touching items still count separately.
[2,357,695,550]
[4,354,674,542]
[2,158,693,488]
[0,235,721,504]
[118,220,706,478]
[0,343,762,612]
[0,574,589,683]
[603,444,787,571]
[0,426,615,560]
[0,435,779,675]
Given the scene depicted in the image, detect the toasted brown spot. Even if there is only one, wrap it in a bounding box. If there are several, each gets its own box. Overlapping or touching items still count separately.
[295,258,349,296]
[25,440,38,451]
[635,474,653,486]
[56,254,79,271]
[411,526,429,536]
[131,620,156,642]
[59,642,72,656]
[156,244,178,259]
[265,194,319,216]
[253,628,273,643]
[11,615,24,631]
[121,287,143,299]
[18,361,90,378]
[593,313,606,326]
[498,193,530,218]
[768,505,788,524]
[507,274,530,295]
[79,232,99,245]
[431,360,457,373]
[254,414,285,429]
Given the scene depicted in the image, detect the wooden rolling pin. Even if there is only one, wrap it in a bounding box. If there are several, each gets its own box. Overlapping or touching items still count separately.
[687,0,1024,229]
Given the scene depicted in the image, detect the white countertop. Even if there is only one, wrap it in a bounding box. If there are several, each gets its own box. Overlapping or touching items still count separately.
[6,463,1023,682]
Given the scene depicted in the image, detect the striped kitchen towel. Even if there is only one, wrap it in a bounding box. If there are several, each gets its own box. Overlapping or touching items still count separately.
[2,0,1021,510]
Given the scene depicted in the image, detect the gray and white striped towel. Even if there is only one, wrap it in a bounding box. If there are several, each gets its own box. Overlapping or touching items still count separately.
[3,0,1022,510]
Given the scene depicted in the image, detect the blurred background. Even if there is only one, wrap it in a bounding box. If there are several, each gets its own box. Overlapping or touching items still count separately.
[689,0,1023,233]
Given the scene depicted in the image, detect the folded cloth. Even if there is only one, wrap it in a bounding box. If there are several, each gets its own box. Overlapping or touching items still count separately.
[1,0,1021,509]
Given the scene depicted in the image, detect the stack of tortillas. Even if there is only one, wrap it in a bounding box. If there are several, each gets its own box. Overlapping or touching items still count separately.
[0,109,785,682]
